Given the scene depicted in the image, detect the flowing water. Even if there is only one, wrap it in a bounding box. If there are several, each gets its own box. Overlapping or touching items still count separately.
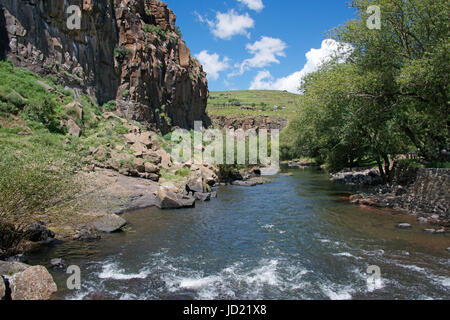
[27,167,450,300]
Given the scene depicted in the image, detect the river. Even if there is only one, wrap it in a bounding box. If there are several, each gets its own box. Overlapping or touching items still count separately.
[27,167,450,300]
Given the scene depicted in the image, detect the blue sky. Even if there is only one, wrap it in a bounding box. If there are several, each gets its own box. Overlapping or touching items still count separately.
[165,0,357,93]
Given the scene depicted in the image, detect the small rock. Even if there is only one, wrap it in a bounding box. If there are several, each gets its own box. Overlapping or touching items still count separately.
[434,229,446,234]
[446,247,450,252]
[210,191,217,198]
[93,214,127,233]
[417,217,428,223]
[50,258,66,269]
[423,229,436,233]
[396,223,412,229]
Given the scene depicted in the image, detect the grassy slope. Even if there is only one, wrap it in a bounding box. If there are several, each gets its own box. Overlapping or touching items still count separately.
[207,90,300,119]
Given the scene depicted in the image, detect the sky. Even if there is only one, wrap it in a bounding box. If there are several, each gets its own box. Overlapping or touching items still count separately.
[165,0,357,93]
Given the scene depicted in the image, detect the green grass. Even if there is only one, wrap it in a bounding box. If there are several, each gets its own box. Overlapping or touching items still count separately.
[207,90,300,119]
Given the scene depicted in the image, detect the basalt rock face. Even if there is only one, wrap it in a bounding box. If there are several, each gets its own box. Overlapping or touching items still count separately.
[0,0,209,132]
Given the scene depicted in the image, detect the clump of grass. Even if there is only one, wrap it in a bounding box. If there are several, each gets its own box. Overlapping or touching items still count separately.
[142,24,167,39]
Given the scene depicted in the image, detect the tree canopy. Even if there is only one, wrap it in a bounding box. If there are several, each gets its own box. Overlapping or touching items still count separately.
[282,0,449,175]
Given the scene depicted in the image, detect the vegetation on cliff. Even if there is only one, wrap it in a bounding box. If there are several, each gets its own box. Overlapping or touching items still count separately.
[281,0,449,175]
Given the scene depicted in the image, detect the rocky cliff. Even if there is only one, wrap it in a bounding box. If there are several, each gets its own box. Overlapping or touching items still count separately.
[0,0,209,132]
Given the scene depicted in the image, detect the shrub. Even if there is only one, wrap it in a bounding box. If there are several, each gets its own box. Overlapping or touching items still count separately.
[174,26,183,38]
[103,100,117,111]
[0,145,78,223]
[114,46,130,59]
[142,24,167,39]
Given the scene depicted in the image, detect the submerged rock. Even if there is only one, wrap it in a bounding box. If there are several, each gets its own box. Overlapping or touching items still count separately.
[93,214,127,233]
[50,258,66,270]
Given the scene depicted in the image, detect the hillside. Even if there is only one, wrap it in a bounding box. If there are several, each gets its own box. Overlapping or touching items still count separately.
[207,90,300,119]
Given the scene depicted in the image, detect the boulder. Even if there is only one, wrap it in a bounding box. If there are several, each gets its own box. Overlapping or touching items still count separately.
[144,150,163,165]
[195,192,211,202]
[0,276,5,299]
[133,158,145,172]
[144,162,159,174]
[67,118,81,137]
[232,177,267,187]
[8,265,57,300]
[93,214,127,233]
[64,101,83,120]
[186,175,205,194]
[156,149,171,168]
[396,223,412,229]
[156,188,195,209]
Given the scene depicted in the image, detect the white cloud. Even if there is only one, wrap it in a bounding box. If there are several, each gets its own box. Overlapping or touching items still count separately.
[250,39,351,93]
[205,9,255,40]
[195,50,230,81]
[237,0,264,12]
[230,36,287,76]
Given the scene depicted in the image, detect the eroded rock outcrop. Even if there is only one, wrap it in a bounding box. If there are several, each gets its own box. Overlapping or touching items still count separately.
[0,0,209,132]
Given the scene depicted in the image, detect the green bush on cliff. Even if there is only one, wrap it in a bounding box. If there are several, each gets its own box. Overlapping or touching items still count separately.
[143,24,167,39]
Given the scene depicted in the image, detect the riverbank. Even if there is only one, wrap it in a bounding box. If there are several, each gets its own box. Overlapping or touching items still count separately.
[330,166,450,228]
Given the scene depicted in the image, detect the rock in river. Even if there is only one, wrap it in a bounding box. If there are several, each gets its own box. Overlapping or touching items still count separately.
[0,276,5,300]
[0,261,57,300]
[156,188,196,209]
[93,214,127,233]
[396,223,412,229]
[8,265,57,300]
